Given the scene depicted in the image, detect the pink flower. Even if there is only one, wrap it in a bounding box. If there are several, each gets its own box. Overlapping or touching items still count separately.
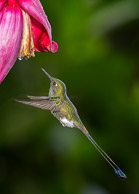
[0,0,58,84]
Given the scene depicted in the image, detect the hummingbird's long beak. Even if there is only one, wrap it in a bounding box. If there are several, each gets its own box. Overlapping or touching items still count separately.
[41,68,52,80]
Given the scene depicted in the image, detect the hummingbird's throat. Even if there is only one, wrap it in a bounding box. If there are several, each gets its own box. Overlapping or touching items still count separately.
[49,86,55,97]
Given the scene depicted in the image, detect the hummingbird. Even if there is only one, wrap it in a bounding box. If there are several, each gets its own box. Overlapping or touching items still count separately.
[16,68,127,179]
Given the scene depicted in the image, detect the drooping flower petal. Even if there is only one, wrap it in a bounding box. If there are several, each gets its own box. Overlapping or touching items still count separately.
[17,0,58,52]
[31,16,58,52]
[0,0,7,11]
[0,6,23,83]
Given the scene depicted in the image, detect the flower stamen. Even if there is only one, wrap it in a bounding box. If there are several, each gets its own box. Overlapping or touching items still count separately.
[18,10,35,60]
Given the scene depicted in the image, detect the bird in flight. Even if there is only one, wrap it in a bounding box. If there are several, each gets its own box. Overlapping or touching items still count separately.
[16,68,127,179]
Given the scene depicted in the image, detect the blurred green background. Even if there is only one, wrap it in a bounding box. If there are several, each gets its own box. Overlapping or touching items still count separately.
[0,0,139,193]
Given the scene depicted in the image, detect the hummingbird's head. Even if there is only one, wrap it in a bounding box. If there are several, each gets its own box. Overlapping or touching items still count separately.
[41,68,66,97]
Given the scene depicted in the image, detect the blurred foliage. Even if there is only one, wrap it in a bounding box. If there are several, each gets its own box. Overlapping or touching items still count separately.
[0,0,139,193]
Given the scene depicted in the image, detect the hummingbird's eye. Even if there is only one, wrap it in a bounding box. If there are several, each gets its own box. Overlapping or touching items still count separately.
[53,81,57,87]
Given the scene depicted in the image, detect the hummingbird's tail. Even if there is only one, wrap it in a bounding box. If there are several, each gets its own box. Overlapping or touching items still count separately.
[85,132,127,179]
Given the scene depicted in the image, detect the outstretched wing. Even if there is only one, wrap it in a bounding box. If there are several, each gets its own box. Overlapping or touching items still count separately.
[16,96,60,111]
[27,96,50,100]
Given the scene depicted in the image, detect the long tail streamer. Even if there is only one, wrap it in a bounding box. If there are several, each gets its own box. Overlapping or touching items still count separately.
[86,133,127,179]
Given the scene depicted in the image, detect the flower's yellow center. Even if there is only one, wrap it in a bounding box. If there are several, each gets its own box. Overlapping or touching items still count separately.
[18,10,35,60]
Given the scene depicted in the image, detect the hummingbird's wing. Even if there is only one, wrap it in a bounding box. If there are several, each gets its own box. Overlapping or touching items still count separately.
[16,97,60,111]
[27,96,50,100]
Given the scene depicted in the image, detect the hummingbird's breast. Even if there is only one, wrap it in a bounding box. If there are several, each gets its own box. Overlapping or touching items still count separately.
[58,96,84,128]
[60,117,74,128]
